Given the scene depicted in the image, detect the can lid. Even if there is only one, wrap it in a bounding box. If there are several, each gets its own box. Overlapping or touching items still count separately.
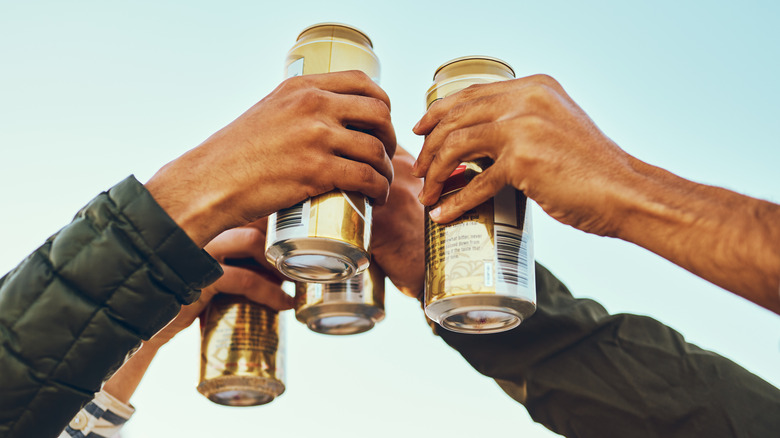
[433,56,515,80]
[297,22,373,48]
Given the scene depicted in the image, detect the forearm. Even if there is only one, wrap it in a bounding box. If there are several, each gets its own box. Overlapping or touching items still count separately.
[0,176,221,438]
[615,157,780,313]
[101,342,160,404]
[439,263,780,437]
[145,148,239,248]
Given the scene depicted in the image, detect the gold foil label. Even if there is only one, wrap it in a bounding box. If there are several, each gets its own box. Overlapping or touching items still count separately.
[309,191,369,247]
[200,296,282,382]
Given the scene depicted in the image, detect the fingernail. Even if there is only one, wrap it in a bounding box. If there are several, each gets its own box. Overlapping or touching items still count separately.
[417,189,425,203]
[429,206,442,221]
[413,120,421,132]
[411,161,419,177]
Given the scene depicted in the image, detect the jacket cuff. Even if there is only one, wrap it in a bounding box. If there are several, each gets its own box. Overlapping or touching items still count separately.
[107,175,223,304]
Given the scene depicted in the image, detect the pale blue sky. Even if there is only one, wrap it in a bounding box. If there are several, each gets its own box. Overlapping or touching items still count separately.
[1,1,778,437]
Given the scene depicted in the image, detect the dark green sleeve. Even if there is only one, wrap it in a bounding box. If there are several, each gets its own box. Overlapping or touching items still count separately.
[0,176,222,438]
[438,263,780,438]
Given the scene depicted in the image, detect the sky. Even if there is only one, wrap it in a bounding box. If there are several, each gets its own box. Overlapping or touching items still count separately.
[1,1,779,437]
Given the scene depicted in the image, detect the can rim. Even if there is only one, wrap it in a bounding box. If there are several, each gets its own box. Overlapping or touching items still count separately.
[433,56,515,79]
[297,22,373,48]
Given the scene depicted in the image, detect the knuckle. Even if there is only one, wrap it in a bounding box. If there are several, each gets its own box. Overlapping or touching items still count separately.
[357,163,377,184]
[517,114,549,138]
[277,76,300,92]
[340,70,372,93]
[344,69,370,82]
[443,127,470,149]
[432,144,453,168]
[369,137,388,163]
[300,157,329,194]
[440,101,468,128]
[460,82,486,98]
[299,88,328,110]
[302,119,331,142]
[372,96,392,118]
[527,73,561,89]
[306,179,334,200]
[524,83,557,109]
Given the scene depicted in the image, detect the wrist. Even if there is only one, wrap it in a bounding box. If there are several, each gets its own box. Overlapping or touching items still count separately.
[609,157,697,243]
[145,156,238,248]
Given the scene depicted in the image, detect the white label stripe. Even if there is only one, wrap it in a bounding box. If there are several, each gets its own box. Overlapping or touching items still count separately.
[340,190,367,223]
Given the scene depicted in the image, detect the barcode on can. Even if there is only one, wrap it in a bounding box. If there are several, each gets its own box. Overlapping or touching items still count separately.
[495,226,529,288]
[324,274,364,299]
[276,202,305,232]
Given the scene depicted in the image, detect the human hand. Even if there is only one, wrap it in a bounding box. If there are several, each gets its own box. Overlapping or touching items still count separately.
[412,74,633,238]
[144,219,293,350]
[146,70,397,247]
[371,147,425,299]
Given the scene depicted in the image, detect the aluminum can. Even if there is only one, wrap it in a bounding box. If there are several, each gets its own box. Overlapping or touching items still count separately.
[198,295,285,406]
[423,56,536,334]
[266,23,379,283]
[294,260,385,335]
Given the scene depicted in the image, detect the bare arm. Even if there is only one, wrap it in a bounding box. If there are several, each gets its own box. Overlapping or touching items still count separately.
[413,74,780,314]
[614,157,780,313]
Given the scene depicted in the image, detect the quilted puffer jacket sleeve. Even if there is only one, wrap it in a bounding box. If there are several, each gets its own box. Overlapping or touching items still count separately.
[0,176,222,438]
[438,263,780,438]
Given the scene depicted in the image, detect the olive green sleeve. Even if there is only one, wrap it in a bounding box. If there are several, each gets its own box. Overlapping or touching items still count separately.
[438,263,780,438]
[0,176,222,438]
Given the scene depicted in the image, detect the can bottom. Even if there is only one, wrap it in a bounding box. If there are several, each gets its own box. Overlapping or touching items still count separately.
[197,375,285,407]
[297,302,385,335]
[267,238,369,283]
[426,294,536,334]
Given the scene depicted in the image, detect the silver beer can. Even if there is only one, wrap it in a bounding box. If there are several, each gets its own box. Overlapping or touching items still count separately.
[294,261,385,335]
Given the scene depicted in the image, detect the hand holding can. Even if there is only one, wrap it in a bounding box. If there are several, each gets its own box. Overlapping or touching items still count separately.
[412,71,629,239]
[417,57,536,334]
[145,69,395,249]
[266,23,394,284]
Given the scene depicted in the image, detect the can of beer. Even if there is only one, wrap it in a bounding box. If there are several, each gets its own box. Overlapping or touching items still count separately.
[294,261,385,335]
[423,56,536,334]
[266,23,380,283]
[198,295,285,406]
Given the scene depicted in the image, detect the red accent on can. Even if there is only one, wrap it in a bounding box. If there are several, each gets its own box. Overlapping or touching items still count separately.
[441,164,469,197]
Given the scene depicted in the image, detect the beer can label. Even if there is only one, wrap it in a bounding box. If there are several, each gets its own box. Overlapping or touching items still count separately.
[493,186,533,293]
[270,200,312,242]
[303,274,365,304]
[323,274,365,301]
[425,187,534,300]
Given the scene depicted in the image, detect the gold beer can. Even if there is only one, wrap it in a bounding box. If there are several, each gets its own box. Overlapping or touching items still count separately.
[423,56,536,334]
[198,295,285,406]
[294,261,385,335]
[266,23,380,283]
